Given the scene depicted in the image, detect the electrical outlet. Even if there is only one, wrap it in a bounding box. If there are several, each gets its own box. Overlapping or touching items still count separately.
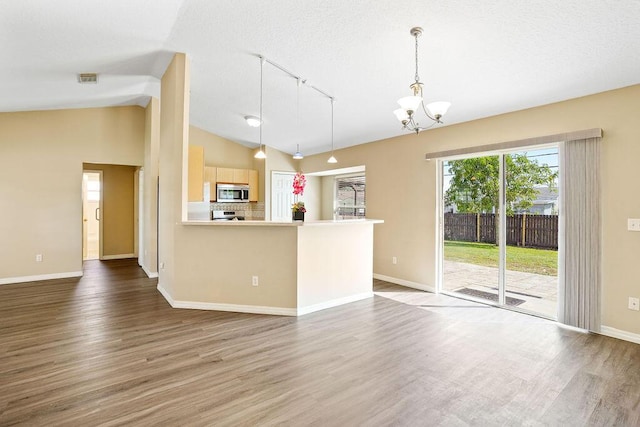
[252,276,259,286]
[36,254,43,262]
[392,256,397,265]
[628,297,640,311]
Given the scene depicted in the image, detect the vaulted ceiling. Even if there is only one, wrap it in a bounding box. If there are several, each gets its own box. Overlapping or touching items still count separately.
[2,1,639,155]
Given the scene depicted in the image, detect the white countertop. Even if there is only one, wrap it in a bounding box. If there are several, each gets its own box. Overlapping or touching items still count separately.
[182,219,383,227]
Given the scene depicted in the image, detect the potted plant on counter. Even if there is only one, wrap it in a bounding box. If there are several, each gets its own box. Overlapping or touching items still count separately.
[292,201,306,221]
[292,171,306,221]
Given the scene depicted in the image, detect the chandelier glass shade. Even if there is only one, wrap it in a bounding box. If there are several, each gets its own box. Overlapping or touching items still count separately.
[394,27,451,134]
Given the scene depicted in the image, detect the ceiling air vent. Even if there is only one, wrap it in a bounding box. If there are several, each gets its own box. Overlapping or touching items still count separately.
[77,73,98,84]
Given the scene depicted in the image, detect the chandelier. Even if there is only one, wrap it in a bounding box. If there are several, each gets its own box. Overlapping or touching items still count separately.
[393,27,451,134]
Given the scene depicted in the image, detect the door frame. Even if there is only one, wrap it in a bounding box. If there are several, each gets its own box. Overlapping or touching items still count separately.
[270,171,296,222]
[436,143,559,319]
[82,169,104,261]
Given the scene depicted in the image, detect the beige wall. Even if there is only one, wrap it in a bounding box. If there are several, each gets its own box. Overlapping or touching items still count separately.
[176,225,298,307]
[0,107,145,281]
[84,163,136,256]
[300,84,640,336]
[190,126,255,169]
[158,53,191,296]
[301,176,322,221]
[297,223,373,307]
[321,176,335,220]
[142,97,160,275]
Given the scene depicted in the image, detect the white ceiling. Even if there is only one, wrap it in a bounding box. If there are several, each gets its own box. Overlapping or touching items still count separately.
[2,1,639,156]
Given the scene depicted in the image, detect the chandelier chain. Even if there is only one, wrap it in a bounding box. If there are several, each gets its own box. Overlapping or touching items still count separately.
[414,32,420,84]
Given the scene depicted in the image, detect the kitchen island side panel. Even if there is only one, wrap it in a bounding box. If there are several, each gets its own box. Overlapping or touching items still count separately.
[296,222,375,309]
[172,225,298,309]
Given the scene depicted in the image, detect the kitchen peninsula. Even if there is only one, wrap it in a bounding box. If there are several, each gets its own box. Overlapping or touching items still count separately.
[157,219,382,316]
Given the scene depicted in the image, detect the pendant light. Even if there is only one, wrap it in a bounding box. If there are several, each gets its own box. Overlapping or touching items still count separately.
[327,98,337,164]
[254,56,267,159]
[393,27,451,134]
[292,78,304,160]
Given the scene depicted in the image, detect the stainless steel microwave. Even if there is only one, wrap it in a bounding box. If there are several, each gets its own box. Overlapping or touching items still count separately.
[216,184,250,202]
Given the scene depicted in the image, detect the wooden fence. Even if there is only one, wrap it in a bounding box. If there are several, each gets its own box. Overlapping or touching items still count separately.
[444,212,558,250]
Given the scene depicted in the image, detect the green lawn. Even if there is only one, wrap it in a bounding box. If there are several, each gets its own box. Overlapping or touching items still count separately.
[444,240,558,276]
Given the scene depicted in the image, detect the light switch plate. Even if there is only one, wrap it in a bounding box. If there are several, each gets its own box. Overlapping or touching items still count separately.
[627,218,640,231]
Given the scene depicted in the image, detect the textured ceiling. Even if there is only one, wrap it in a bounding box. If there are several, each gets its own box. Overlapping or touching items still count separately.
[2,0,639,156]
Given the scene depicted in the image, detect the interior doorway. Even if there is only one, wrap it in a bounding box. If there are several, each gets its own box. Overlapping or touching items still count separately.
[82,171,102,260]
[438,146,559,319]
[271,172,295,221]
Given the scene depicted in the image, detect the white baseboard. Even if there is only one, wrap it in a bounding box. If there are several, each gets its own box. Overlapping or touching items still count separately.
[156,283,297,316]
[373,273,436,293]
[0,271,83,285]
[600,326,640,345]
[297,292,373,316]
[140,264,158,279]
[101,253,136,260]
[156,284,370,316]
[156,281,173,304]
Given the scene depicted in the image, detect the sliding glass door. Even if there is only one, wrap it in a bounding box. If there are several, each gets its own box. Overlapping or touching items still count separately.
[441,155,500,303]
[439,146,559,319]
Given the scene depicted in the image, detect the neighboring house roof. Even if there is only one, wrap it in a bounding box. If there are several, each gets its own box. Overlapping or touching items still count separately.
[532,187,558,205]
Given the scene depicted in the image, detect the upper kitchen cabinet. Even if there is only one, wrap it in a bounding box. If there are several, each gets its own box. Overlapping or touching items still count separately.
[188,145,204,202]
[204,166,217,201]
[216,167,233,183]
[233,168,249,185]
[217,167,249,184]
[248,170,258,202]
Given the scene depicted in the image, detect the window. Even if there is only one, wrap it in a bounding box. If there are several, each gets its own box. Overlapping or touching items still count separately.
[86,178,100,201]
[335,174,365,219]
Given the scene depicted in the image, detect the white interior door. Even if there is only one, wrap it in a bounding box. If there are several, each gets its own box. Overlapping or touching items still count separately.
[82,172,101,260]
[271,172,295,221]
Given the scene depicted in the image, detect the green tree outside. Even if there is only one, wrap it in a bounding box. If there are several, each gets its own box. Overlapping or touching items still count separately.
[444,154,557,215]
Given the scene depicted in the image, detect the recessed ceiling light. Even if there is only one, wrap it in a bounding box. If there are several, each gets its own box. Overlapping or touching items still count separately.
[77,73,98,84]
[245,115,261,127]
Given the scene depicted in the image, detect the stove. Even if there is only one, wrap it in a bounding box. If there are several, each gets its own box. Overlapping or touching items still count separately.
[212,210,245,221]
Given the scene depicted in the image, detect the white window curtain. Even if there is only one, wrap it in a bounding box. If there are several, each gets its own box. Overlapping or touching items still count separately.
[558,137,601,331]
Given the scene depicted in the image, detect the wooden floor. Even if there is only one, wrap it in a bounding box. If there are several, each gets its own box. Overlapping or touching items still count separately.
[1,260,639,426]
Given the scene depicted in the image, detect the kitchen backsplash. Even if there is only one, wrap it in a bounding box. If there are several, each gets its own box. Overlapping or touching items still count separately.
[210,202,265,220]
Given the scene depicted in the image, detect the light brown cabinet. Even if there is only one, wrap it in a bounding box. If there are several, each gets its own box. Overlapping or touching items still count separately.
[217,167,249,184]
[204,166,217,201]
[233,168,249,185]
[248,170,258,202]
[188,145,204,202]
[216,168,234,183]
